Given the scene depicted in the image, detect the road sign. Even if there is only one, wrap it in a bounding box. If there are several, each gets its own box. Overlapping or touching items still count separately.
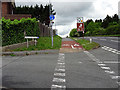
[49,15,55,20]
[77,23,84,32]
[77,17,83,23]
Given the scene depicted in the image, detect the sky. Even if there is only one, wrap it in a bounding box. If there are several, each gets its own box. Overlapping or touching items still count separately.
[15,0,120,38]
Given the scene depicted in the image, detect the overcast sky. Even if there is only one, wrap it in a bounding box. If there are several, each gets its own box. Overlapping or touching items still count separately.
[15,0,120,37]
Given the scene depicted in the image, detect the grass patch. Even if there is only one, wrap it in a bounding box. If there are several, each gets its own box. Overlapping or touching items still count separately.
[72,38,100,50]
[10,53,16,56]
[13,35,62,51]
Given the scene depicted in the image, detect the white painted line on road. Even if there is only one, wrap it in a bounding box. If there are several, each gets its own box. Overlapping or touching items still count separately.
[100,39,106,41]
[58,63,65,65]
[102,46,120,55]
[71,45,76,49]
[51,84,66,89]
[110,76,120,79]
[55,68,65,72]
[101,67,110,70]
[62,44,70,46]
[53,78,66,83]
[105,70,115,74]
[111,40,119,43]
[54,73,66,77]
[74,44,79,46]
[98,64,106,66]
[56,65,65,68]
[103,61,120,63]
[78,61,82,64]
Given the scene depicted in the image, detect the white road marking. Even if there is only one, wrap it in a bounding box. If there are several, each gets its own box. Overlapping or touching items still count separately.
[98,64,106,66]
[62,44,70,46]
[105,70,115,74]
[58,63,65,65]
[71,45,76,49]
[55,68,65,72]
[74,44,79,46]
[102,46,120,55]
[100,39,106,41]
[53,78,66,83]
[101,67,110,70]
[51,53,66,89]
[54,73,66,77]
[78,62,82,64]
[104,61,120,63]
[110,76,120,79]
[111,40,119,43]
[51,84,66,89]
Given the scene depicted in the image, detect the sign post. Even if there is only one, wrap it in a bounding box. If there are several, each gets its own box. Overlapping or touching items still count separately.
[77,17,84,38]
[49,15,55,47]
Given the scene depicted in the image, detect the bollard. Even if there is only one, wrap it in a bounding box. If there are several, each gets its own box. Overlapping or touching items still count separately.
[90,38,92,43]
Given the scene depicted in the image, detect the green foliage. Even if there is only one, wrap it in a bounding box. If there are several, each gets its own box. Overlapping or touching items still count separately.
[2,17,40,46]
[69,28,78,37]
[13,4,56,26]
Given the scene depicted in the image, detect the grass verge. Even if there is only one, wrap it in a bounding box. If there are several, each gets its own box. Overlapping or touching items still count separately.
[13,35,62,51]
[71,38,100,50]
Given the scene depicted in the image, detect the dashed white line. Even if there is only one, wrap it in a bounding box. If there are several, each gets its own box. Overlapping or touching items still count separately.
[51,53,66,90]
[55,68,65,72]
[110,76,120,79]
[105,70,115,74]
[102,46,120,55]
[98,64,106,66]
[54,73,66,77]
[101,67,110,70]
[100,39,106,41]
[103,61,120,64]
[111,40,119,43]
[51,84,66,89]
[53,78,66,83]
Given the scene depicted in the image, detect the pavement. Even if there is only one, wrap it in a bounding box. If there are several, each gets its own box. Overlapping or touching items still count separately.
[1,37,120,90]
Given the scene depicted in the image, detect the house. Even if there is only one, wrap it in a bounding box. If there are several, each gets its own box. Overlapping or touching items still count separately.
[1,0,31,20]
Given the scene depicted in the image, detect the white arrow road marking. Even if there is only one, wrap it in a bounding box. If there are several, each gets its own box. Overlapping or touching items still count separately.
[71,45,76,49]
[74,44,79,46]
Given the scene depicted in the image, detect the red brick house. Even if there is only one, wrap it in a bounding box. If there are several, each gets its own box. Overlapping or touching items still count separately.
[1,0,31,20]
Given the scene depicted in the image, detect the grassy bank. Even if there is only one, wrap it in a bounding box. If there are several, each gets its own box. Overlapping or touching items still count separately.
[72,38,100,50]
[13,35,62,51]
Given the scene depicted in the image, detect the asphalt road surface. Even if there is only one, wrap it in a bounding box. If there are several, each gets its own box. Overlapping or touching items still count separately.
[1,37,120,90]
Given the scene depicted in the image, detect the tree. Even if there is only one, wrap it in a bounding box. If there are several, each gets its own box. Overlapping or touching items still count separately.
[102,15,112,28]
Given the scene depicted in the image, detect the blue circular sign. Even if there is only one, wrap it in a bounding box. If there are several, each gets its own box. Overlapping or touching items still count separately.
[49,15,55,20]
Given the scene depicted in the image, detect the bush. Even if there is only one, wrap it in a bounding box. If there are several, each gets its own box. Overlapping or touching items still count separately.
[2,17,40,46]
[105,24,120,35]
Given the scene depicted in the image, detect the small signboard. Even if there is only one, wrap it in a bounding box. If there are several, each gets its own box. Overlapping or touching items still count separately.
[77,17,83,23]
[77,23,84,32]
[49,15,55,20]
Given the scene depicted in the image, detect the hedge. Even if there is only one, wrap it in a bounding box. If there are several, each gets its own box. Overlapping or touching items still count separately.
[2,18,40,46]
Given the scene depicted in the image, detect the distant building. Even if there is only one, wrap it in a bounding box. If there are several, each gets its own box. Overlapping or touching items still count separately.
[118,1,120,19]
[1,0,31,20]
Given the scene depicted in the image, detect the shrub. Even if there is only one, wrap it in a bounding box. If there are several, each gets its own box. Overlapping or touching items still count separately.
[2,18,40,46]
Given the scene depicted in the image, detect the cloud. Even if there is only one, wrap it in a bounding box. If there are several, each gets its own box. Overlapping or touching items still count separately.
[15,0,119,37]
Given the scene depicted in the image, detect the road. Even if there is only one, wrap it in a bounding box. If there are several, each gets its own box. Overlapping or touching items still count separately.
[1,37,120,90]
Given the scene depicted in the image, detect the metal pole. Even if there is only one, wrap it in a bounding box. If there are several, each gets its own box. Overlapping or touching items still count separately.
[49,1,53,47]
[27,39,29,48]
[51,22,53,47]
